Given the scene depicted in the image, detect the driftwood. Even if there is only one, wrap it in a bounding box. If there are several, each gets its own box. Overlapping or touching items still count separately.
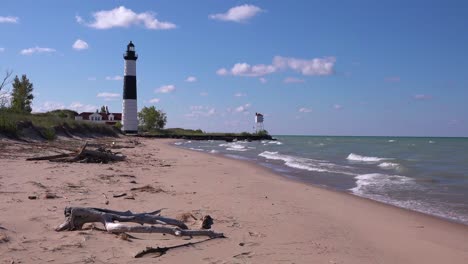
[134,237,219,258]
[27,142,125,163]
[56,207,224,239]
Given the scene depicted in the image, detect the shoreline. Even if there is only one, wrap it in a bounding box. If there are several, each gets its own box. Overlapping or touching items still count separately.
[0,137,467,263]
[170,140,468,228]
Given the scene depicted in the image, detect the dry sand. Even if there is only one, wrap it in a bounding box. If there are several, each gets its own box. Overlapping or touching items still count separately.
[0,137,467,263]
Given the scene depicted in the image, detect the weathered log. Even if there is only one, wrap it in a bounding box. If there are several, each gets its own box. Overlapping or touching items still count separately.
[26,153,72,161]
[67,142,88,162]
[56,207,223,239]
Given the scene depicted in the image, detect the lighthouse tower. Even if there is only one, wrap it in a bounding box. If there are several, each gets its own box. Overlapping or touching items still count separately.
[122,41,138,133]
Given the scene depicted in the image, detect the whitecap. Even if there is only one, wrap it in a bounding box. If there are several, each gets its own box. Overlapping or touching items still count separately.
[378,162,401,170]
[189,148,204,152]
[388,139,396,143]
[268,141,283,145]
[209,150,219,154]
[174,142,183,145]
[219,142,248,151]
[347,153,391,162]
[350,173,414,195]
[259,151,355,175]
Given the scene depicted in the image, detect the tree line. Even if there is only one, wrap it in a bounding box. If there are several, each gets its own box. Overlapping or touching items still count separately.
[0,71,167,131]
[0,71,34,113]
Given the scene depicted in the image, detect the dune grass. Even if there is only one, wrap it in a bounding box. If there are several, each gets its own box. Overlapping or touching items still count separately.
[0,109,118,139]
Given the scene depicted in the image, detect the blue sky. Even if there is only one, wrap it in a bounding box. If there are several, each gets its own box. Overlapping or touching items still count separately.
[1,0,467,136]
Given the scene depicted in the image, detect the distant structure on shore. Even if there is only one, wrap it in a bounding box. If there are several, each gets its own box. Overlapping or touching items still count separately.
[255,112,264,132]
[122,41,138,133]
[75,106,122,125]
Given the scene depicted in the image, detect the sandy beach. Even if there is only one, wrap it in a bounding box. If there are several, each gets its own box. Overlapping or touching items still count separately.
[0,136,467,263]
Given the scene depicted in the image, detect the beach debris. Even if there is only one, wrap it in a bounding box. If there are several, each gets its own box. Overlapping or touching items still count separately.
[102,193,109,205]
[43,192,60,199]
[178,212,198,223]
[56,207,224,242]
[134,237,222,258]
[130,185,165,193]
[201,215,214,229]
[112,193,127,198]
[26,142,125,164]
[28,195,38,200]
[0,232,9,243]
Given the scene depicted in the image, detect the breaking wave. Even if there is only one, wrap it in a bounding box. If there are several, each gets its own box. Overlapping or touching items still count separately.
[259,151,355,175]
[219,142,248,152]
[350,173,414,195]
[347,153,391,162]
[378,162,401,170]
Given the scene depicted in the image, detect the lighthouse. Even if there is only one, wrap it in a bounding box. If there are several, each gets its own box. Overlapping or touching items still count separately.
[122,41,138,133]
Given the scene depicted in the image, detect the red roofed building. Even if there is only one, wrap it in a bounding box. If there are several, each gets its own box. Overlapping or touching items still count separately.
[75,106,122,125]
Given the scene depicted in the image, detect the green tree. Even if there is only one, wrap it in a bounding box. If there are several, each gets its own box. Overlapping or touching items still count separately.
[100,105,107,113]
[138,106,167,131]
[10,74,34,113]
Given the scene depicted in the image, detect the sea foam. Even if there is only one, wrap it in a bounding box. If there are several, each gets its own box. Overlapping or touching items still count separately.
[350,173,414,195]
[347,153,391,162]
[378,162,401,170]
[219,142,248,152]
[259,151,355,175]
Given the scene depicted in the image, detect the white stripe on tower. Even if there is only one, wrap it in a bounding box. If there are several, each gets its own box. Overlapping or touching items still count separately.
[122,41,138,133]
[124,60,136,76]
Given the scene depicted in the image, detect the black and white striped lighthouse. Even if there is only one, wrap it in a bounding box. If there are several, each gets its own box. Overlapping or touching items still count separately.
[122,41,138,133]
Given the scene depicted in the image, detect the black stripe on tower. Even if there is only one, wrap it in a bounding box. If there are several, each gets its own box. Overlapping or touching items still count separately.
[123,76,137,99]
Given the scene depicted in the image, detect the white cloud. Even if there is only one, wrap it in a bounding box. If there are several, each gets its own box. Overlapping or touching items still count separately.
[299,107,312,113]
[217,63,276,77]
[72,39,89,50]
[33,101,98,113]
[97,92,120,101]
[413,94,432,101]
[216,68,228,76]
[235,103,251,113]
[234,92,246,97]
[0,48,4,52]
[333,104,343,110]
[69,102,98,112]
[218,56,336,78]
[284,77,305,83]
[273,56,336,76]
[105,75,123,81]
[0,16,19,24]
[185,76,197,82]
[186,106,216,118]
[75,15,84,24]
[32,101,65,112]
[209,4,263,23]
[259,77,267,84]
[385,76,400,83]
[149,98,160,103]
[156,84,176,93]
[20,46,56,55]
[78,6,176,30]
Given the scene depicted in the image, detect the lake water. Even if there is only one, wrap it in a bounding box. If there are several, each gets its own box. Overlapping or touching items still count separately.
[175,136,468,225]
